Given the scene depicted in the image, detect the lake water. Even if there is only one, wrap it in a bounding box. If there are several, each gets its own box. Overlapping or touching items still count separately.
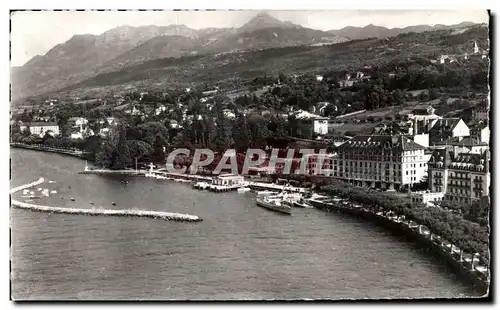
[10,149,478,300]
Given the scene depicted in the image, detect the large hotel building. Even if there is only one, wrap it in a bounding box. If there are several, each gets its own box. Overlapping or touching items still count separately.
[428,148,490,204]
[333,135,430,190]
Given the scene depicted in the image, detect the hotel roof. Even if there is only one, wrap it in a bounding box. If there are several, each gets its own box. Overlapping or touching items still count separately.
[338,135,425,151]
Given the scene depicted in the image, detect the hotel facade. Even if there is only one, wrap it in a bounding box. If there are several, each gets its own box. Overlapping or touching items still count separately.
[335,135,429,190]
[428,147,490,204]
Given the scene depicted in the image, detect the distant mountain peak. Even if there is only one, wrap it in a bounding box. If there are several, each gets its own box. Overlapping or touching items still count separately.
[239,11,299,33]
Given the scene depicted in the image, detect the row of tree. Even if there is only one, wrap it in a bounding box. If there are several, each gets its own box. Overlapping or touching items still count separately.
[320,181,489,266]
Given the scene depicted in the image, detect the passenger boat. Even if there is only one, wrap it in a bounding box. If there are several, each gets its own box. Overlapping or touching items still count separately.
[256,197,292,215]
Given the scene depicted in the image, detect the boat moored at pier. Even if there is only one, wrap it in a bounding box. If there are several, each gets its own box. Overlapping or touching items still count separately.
[255,196,292,215]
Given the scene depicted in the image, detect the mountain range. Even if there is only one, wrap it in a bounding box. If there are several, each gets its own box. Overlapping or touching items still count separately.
[327,21,478,40]
[10,12,480,100]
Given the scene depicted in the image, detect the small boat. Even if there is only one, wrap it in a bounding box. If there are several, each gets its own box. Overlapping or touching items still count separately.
[256,197,292,215]
[193,182,210,190]
[48,181,56,184]
[237,187,251,193]
[50,190,57,194]
[293,198,313,209]
[256,190,276,198]
[71,198,75,201]
[22,189,30,195]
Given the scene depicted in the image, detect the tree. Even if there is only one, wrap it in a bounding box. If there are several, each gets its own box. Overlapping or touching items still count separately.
[233,112,250,152]
[21,126,31,137]
[112,125,132,170]
[95,141,115,169]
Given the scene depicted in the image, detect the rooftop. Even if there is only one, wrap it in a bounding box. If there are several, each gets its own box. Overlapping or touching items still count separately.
[339,135,425,151]
[26,122,59,127]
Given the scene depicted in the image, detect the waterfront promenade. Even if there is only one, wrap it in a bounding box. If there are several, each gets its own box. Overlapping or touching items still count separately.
[309,197,490,295]
[10,142,88,159]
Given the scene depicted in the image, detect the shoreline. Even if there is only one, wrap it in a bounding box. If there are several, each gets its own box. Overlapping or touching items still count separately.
[11,149,490,295]
[309,198,490,296]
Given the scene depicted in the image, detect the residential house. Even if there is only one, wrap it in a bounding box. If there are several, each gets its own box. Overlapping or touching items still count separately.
[471,101,489,121]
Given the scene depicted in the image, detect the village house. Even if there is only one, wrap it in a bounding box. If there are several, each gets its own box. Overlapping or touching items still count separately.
[68,117,89,128]
[70,127,94,140]
[294,110,330,135]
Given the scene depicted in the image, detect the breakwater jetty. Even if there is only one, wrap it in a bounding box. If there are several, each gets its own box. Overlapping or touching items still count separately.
[309,198,490,295]
[79,169,148,176]
[10,143,88,159]
[10,178,201,222]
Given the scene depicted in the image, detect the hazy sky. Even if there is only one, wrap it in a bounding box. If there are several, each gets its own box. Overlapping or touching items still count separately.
[11,10,489,67]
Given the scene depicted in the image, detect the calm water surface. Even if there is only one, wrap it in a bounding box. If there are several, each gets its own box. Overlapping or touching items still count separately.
[10,149,477,300]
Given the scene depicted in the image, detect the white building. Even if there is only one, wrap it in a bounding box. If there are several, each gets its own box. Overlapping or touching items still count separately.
[313,116,329,135]
[20,122,60,137]
[212,174,245,186]
[413,134,430,148]
[407,105,442,135]
[99,127,110,137]
[155,105,167,116]
[336,135,428,190]
[106,117,116,125]
[409,191,445,205]
[68,117,88,127]
[294,110,329,135]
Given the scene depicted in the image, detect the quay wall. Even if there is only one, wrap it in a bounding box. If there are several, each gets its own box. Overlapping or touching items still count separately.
[310,200,489,296]
[10,178,201,222]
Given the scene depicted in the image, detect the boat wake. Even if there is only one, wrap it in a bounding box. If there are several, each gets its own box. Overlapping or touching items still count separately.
[10,178,202,222]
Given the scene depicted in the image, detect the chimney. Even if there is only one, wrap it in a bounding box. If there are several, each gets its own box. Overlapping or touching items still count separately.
[391,135,398,146]
[485,149,490,172]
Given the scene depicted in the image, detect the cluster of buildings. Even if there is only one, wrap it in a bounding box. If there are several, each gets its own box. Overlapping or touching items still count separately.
[297,103,490,206]
[14,116,119,140]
